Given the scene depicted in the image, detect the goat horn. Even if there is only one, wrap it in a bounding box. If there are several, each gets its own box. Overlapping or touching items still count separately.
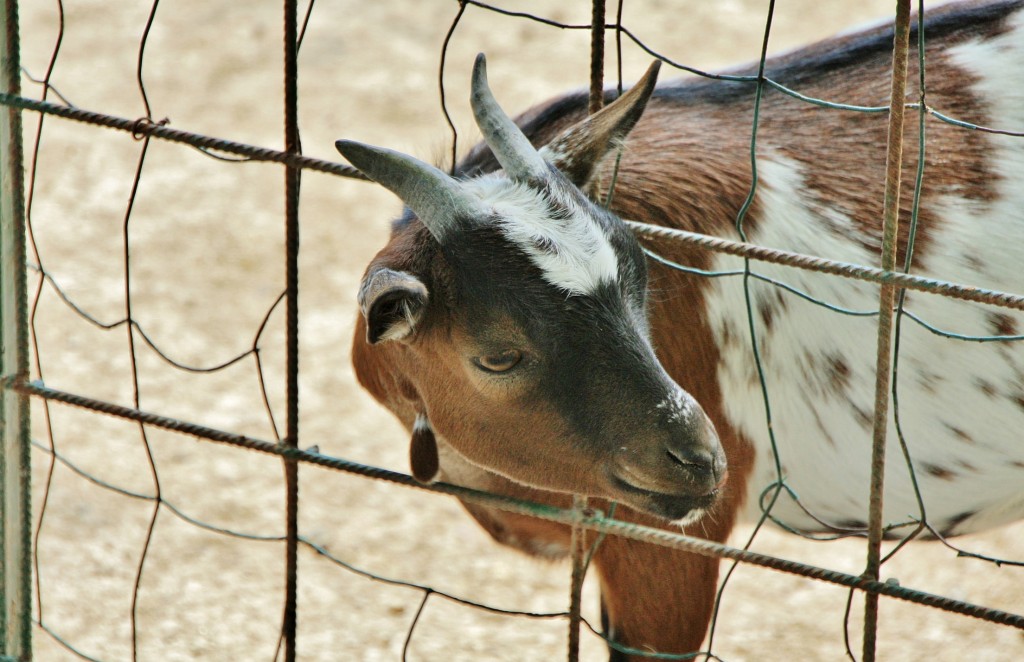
[470,53,550,182]
[335,140,484,241]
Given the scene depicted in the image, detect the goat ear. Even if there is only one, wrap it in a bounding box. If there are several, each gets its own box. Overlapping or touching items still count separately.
[358,268,429,344]
[541,60,661,187]
[410,414,440,483]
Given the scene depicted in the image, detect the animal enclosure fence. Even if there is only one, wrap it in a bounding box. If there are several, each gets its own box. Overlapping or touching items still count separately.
[3,0,1024,660]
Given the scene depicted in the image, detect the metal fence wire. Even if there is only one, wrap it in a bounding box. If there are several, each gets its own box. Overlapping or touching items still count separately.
[2,0,1023,660]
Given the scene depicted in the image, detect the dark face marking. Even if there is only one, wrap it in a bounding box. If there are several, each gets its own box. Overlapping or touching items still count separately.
[447,224,652,441]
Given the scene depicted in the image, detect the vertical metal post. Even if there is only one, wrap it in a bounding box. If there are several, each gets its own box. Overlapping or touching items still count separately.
[863,1,911,659]
[281,0,300,660]
[568,5,608,658]
[1,0,31,659]
[588,0,606,115]
[567,496,588,662]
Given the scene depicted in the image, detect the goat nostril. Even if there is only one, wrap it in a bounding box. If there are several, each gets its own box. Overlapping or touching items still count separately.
[665,447,713,474]
[667,450,696,468]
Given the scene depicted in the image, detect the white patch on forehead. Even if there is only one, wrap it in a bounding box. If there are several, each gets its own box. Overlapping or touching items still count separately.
[465,174,619,296]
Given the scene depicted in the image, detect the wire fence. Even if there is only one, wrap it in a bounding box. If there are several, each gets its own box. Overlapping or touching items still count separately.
[3,0,1024,660]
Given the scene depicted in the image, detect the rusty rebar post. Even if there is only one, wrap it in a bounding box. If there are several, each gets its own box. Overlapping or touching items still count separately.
[1,0,31,658]
[567,3,608,656]
[567,495,588,662]
[588,0,605,114]
[863,1,912,659]
[282,0,301,659]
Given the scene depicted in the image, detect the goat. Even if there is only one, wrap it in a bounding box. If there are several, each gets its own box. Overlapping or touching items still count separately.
[336,0,1024,658]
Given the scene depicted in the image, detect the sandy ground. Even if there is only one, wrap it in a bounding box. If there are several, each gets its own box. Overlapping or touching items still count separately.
[15,0,1023,660]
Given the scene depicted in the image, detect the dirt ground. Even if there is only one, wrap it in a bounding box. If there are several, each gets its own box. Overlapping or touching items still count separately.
[16,0,1023,660]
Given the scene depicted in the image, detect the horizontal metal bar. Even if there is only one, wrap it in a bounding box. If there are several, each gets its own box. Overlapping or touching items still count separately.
[8,377,1024,630]
[0,91,367,180]
[627,220,1024,311]
[6,91,1023,315]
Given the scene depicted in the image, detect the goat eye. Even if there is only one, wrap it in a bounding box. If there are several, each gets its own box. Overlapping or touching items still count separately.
[473,349,522,374]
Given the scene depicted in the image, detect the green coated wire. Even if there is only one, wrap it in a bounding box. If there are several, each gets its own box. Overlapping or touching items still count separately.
[706,1,786,656]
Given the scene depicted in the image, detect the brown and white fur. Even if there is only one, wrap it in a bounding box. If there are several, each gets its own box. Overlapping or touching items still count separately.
[338,1,1024,658]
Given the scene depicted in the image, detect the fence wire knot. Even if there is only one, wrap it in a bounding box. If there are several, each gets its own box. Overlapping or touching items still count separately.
[129,115,170,140]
